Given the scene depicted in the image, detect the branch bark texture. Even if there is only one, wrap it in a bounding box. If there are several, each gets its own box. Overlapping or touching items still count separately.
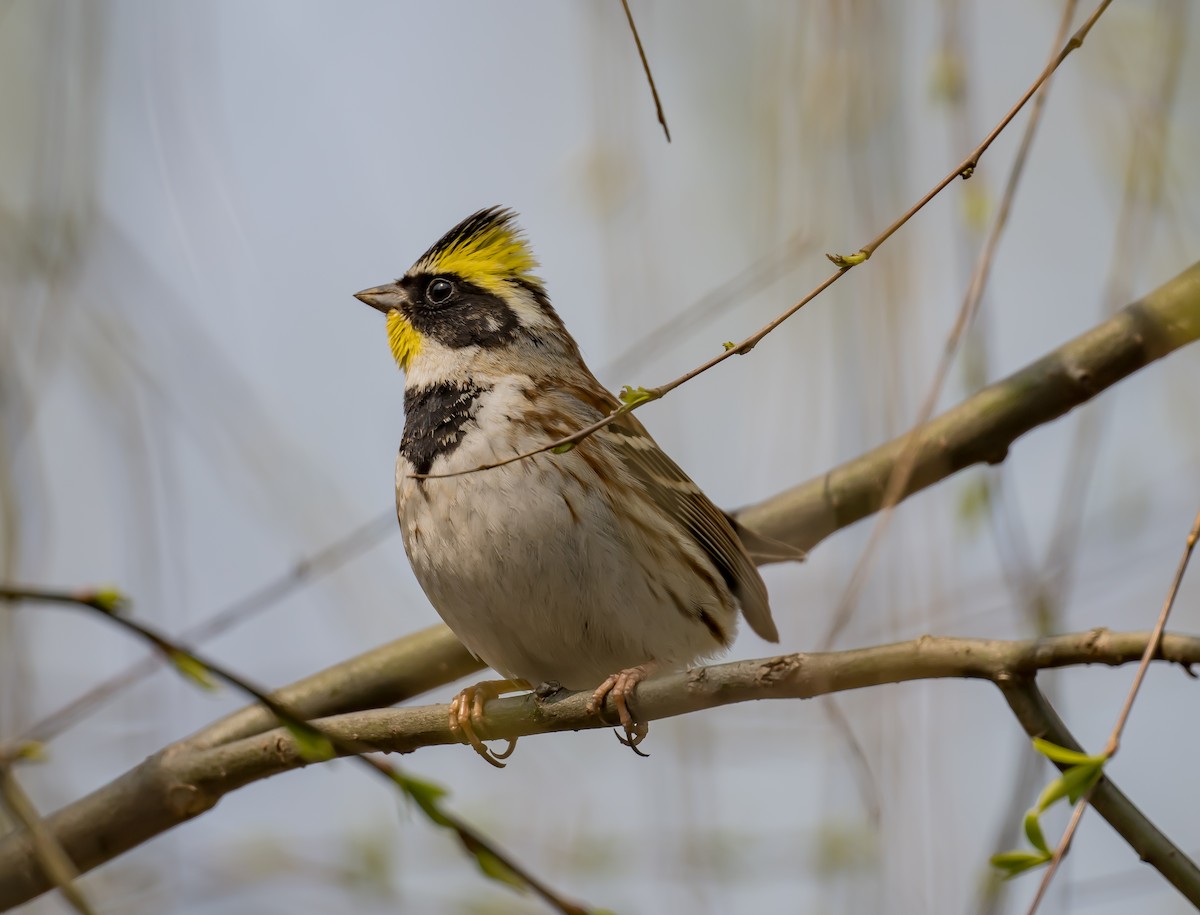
[2,630,1199,909]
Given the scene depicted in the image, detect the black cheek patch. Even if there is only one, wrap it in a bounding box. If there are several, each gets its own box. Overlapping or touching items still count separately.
[400,275,521,351]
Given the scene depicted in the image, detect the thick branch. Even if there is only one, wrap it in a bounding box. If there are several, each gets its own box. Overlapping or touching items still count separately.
[2,630,1198,909]
[736,259,1200,552]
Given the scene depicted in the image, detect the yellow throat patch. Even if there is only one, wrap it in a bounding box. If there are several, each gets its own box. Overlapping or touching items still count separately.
[417,207,540,294]
[386,309,422,371]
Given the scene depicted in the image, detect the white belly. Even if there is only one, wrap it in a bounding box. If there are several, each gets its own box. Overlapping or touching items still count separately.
[396,380,733,689]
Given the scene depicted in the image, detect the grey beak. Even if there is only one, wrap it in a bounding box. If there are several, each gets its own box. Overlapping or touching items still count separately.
[354,284,405,314]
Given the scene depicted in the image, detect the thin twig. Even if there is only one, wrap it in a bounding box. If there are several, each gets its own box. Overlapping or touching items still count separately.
[0,765,95,915]
[0,587,590,915]
[619,0,670,142]
[1035,0,1188,609]
[821,0,1081,649]
[1106,510,1200,755]
[18,513,396,745]
[409,0,1115,482]
[1000,680,1200,908]
[1024,507,1200,914]
[606,230,810,377]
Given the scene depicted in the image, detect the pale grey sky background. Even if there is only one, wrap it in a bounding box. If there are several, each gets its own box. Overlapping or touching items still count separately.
[2,2,1199,913]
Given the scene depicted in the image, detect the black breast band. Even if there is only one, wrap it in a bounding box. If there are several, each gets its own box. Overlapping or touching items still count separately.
[401,382,490,475]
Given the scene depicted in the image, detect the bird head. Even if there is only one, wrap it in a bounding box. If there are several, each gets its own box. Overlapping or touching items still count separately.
[355,207,579,380]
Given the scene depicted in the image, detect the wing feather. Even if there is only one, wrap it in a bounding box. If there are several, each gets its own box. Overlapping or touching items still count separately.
[551,377,784,642]
[600,412,781,643]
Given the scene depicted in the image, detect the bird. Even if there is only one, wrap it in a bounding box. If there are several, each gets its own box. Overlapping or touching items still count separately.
[354,207,802,766]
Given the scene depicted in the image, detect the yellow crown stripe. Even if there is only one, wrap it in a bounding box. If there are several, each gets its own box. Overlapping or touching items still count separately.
[419,208,540,292]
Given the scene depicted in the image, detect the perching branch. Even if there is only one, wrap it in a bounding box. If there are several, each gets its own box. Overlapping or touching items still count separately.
[2,630,1197,910]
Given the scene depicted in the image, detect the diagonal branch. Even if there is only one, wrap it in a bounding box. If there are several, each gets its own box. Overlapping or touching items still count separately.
[409,0,1117,482]
[999,679,1200,908]
[735,258,1200,554]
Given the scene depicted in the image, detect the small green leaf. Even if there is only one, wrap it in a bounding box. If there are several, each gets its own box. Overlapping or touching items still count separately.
[1064,763,1104,804]
[13,741,45,762]
[550,442,576,455]
[91,587,129,615]
[1023,809,1050,855]
[722,341,737,352]
[472,846,527,891]
[956,475,991,536]
[390,771,452,827]
[286,723,336,762]
[989,849,1051,878]
[825,250,869,268]
[167,649,218,691]
[618,385,659,408]
[1032,738,1107,768]
[1036,762,1104,812]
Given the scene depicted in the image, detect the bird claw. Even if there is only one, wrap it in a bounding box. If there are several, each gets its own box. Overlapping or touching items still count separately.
[448,679,528,768]
[588,665,654,756]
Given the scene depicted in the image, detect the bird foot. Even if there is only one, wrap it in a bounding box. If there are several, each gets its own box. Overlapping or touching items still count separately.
[448,678,529,768]
[587,664,656,757]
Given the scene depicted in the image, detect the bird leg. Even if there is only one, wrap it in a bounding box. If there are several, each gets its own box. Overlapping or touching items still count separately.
[587,663,659,756]
[448,678,530,768]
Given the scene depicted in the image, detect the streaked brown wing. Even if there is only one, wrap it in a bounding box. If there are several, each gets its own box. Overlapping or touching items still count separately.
[600,412,781,643]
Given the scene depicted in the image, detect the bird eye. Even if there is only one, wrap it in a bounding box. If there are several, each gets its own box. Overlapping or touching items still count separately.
[426,278,454,305]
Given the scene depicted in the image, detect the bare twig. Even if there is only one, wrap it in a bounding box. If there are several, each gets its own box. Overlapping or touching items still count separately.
[0,766,95,915]
[606,230,811,378]
[619,0,670,142]
[1106,511,1200,756]
[1025,508,1200,914]
[408,0,1116,483]
[821,0,1082,833]
[18,513,396,745]
[821,0,1081,648]
[735,258,1200,552]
